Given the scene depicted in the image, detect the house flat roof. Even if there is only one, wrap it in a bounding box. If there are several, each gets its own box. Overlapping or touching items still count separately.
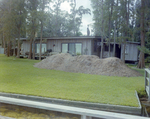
[126,41,140,44]
[19,37,140,44]
[46,36,101,39]
[103,41,140,44]
[18,36,101,41]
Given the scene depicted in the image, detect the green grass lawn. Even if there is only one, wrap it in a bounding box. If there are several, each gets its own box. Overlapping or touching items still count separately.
[126,64,145,76]
[0,54,145,107]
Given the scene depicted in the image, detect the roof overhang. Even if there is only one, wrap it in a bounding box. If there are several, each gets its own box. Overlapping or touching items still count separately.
[18,36,101,41]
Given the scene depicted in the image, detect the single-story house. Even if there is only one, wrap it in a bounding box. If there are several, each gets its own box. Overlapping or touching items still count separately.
[21,36,140,62]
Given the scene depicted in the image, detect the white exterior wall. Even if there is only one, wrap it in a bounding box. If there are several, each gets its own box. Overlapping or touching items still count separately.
[121,43,139,61]
[0,46,4,54]
[47,39,92,55]
[21,41,30,55]
[20,38,95,56]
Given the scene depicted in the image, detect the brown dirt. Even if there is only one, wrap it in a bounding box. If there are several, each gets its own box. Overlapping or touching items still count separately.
[34,53,141,77]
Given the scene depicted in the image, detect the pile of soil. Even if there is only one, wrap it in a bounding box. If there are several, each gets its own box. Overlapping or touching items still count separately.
[34,53,141,77]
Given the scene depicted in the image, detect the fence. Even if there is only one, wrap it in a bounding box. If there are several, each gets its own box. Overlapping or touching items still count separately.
[145,68,150,101]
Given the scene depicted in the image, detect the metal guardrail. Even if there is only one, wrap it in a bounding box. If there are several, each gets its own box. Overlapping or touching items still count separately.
[0,92,142,116]
[145,69,150,101]
[0,96,148,119]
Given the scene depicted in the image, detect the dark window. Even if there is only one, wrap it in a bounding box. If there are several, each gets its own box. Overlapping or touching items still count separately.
[104,45,108,51]
[110,45,113,52]
[94,40,97,52]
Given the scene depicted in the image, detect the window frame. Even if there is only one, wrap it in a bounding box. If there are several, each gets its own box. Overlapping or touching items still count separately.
[61,42,82,55]
[35,43,47,53]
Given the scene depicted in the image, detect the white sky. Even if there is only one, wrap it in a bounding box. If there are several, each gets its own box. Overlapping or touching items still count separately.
[60,0,93,35]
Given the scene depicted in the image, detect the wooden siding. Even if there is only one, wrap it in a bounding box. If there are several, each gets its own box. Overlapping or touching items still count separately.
[21,41,30,55]
[121,43,139,61]
[47,39,92,55]
[91,39,96,55]
[20,38,139,62]
[21,39,93,55]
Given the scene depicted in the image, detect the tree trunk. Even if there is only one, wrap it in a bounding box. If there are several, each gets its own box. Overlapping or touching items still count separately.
[3,40,6,55]
[122,42,126,63]
[113,21,116,57]
[3,32,6,54]
[28,38,33,59]
[17,28,21,58]
[137,0,145,68]
[56,3,58,36]
[100,0,103,59]
[39,21,43,60]
[122,0,129,63]
[32,36,35,60]
[108,16,111,57]
[7,40,10,57]
[116,0,119,41]
[13,38,16,57]
[73,0,76,36]
[108,0,114,57]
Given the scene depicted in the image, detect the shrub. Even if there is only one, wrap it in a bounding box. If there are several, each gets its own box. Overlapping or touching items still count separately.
[137,89,148,98]
[76,52,81,56]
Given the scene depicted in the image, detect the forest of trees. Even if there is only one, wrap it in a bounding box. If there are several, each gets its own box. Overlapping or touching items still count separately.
[91,0,150,68]
[0,0,149,69]
[0,0,90,59]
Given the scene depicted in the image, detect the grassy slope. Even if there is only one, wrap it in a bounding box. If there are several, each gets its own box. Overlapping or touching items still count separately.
[0,54,144,107]
[126,64,145,76]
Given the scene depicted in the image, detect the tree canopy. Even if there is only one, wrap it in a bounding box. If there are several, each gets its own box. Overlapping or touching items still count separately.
[0,0,91,59]
[1,0,149,68]
[91,0,150,68]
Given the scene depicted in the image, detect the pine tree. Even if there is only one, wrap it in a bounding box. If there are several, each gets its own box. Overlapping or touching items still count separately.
[39,0,50,60]
[26,0,39,59]
[0,0,16,57]
[137,0,145,68]
[13,0,27,58]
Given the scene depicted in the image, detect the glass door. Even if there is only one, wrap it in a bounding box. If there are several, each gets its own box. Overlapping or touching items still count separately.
[62,43,68,53]
[68,43,75,55]
[75,43,82,54]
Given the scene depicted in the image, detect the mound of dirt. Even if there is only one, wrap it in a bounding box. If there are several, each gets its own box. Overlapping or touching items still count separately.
[34,53,141,77]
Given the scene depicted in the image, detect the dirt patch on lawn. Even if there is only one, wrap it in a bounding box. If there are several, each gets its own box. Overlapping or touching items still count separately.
[34,53,141,77]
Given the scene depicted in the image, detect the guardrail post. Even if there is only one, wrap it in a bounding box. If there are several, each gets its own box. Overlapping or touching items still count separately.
[81,115,92,119]
[145,70,147,90]
[81,115,86,119]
